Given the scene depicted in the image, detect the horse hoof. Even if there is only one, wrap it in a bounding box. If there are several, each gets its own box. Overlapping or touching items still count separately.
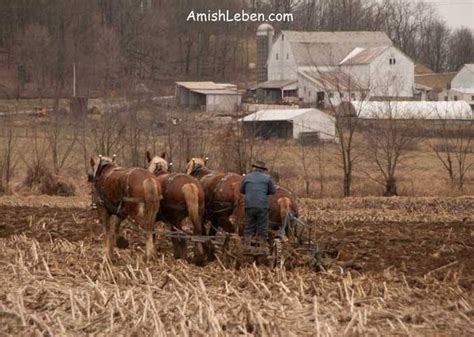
[116,236,129,249]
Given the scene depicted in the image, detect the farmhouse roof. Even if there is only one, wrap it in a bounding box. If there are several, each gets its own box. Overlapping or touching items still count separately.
[351,100,473,120]
[239,108,319,122]
[339,46,390,65]
[415,63,434,75]
[451,88,474,95]
[281,31,392,66]
[463,64,474,73]
[415,72,456,92]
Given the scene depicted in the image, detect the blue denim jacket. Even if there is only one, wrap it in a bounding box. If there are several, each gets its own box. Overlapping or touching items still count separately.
[239,169,276,208]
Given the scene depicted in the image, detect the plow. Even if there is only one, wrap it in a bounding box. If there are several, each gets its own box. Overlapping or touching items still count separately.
[157,213,343,271]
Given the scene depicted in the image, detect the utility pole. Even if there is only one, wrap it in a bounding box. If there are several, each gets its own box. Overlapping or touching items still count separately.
[73,62,76,97]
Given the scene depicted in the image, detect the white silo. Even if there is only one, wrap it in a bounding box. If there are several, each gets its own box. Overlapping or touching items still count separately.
[256,23,274,83]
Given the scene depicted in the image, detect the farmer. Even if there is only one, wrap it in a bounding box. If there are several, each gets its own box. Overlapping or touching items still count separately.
[239,160,276,243]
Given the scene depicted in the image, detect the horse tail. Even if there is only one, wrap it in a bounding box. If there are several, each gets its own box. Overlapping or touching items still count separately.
[143,178,160,227]
[182,183,202,233]
[232,182,245,235]
[278,197,291,225]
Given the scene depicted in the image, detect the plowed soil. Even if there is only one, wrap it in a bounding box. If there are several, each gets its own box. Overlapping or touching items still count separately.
[0,196,473,336]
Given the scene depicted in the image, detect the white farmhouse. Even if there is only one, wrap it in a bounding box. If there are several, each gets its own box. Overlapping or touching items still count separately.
[255,27,415,105]
[439,64,474,110]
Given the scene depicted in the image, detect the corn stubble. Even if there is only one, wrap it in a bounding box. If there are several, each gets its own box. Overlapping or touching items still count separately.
[0,197,473,336]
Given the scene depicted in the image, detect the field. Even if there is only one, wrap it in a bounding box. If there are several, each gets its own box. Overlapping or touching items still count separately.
[1,196,473,336]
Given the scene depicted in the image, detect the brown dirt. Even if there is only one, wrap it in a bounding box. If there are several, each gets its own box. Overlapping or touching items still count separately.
[0,196,473,335]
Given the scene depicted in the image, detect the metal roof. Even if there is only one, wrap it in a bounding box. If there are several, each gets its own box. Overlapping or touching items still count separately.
[463,64,474,73]
[254,79,298,90]
[239,108,317,122]
[352,101,473,120]
[299,69,367,91]
[451,88,474,95]
[176,82,237,91]
[193,89,242,95]
[339,46,390,65]
[280,31,392,66]
[415,72,456,92]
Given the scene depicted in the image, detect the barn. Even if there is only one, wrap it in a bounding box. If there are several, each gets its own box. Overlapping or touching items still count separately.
[175,82,242,113]
[256,27,415,104]
[239,108,336,141]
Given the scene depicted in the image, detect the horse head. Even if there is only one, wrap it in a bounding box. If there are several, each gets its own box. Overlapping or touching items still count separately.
[146,151,168,176]
[89,154,117,181]
[185,157,208,176]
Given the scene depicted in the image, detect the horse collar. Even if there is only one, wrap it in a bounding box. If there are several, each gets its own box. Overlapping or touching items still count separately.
[95,160,111,182]
[190,164,203,177]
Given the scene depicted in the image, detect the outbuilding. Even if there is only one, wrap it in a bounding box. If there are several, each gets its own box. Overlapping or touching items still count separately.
[175,82,242,113]
[239,108,336,141]
[348,100,473,120]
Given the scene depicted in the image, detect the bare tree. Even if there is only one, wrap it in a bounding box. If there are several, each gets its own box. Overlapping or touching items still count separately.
[0,125,20,193]
[90,107,126,158]
[447,28,474,72]
[428,107,474,190]
[46,114,78,173]
[362,101,420,196]
[303,65,370,196]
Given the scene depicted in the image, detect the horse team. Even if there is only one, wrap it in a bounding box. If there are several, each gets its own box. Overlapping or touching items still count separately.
[90,152,298,263]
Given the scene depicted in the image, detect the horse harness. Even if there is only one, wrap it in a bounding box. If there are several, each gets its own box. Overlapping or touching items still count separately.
[206,173,239,215]
[94,166,146,216]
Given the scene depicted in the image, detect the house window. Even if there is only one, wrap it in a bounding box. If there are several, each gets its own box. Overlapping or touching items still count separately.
[389,58,396,65]
[471,95,474,100]
[286,53,289,60]
[393,58,396,65]
[454,95,458,101]
[276,53,279,60]
[282,34,284,40]
[340,92,344,99]
[444,96,448,101]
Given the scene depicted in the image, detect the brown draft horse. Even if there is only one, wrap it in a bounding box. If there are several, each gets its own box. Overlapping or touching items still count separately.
[90,155,161,261]
[147,152,206,261]
[185,158,243,235]
[233,184,299,239]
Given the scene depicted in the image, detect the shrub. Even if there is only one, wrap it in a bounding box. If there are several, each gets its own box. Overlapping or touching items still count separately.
[23,163,76,196]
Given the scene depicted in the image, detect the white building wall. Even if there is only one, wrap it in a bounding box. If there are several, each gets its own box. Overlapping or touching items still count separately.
[267,33,298,81]
[369,47,414,97]
[439,89,474,110]
[297,71,365,106]
[340,64,371,89]
[206,94,241,112]
[451,66,474,89]
[292,109,336,140]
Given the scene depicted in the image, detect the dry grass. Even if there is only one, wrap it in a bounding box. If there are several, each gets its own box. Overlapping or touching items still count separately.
[0,196,473,336]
